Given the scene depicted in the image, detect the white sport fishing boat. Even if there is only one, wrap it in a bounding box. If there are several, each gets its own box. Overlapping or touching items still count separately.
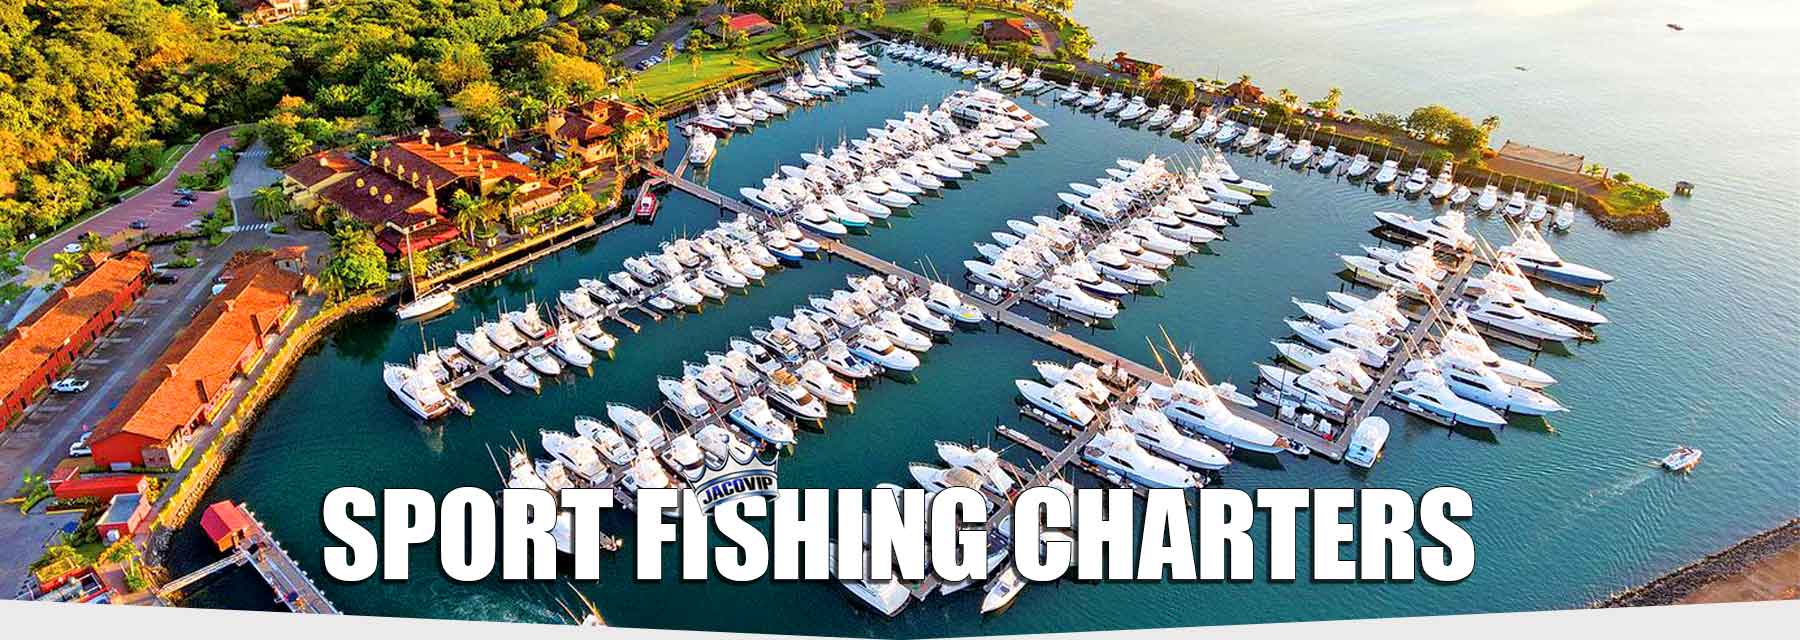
[1082,428,1198,489]
[1015,379,1097,427]
[1149,380,1286,454]
[1118,406,1230,471]
[1389,361,1507,430]
[383,361,454,420]
[607,402,667,448]
[727,396,798,448]
[1343,417,1390,469]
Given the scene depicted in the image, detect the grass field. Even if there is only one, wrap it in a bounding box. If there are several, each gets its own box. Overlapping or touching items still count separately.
[875,5,1025,46]
[632,32,791,106]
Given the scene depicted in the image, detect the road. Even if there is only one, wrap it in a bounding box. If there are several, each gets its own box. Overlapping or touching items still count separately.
[616,15,697,70]
[24,127,240,272]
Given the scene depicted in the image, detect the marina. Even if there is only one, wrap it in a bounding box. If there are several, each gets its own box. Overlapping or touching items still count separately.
[162,19,1800,637]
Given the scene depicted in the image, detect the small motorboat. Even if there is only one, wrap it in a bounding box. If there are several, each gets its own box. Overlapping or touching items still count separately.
[1343,417,1390,469]
[1660,446,1702,472]
[502,359,540,393]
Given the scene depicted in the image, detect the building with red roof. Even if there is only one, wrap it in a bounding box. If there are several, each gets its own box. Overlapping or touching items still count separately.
[88,250,308,470]
[542,98,655,174]
[96,492,150,543]
[1109,52,1164,80]
[49,471,149,502]
[980,18,1038,44]
[706,13,775,38]
[0,252,152,429]
[201,501,256,552]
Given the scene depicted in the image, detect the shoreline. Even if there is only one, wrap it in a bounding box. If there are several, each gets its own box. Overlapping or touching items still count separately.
[1595,518,1800,608]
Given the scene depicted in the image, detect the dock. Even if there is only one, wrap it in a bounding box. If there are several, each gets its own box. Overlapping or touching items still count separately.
[645,168,1347,460]
[1341,252,1476,432]
[178,502,339,614]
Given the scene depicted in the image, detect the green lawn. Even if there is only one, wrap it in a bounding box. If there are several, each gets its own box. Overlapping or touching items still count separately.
[631,32,791,106]
[875,6,1025,46]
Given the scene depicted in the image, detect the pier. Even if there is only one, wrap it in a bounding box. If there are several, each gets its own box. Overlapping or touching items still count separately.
[1340,252,1477,431]
[644,170,1349,460]
[178,502,339,614]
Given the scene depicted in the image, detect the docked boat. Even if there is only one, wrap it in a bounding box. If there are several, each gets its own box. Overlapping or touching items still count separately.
[1372,160,1400,186]
[1255,364,1357,420]
[797,360,856,407]
[1118,406,1230,471]
[456,330,504,367]
[484,319,526,353]
[541,430,606,481]
[1402,166,1431,195]
[1429,164,1455,199]
[1015,379,1097,427]
[1149,380,1286,454]
[850,327,920,372]
[501,359,540,392]
[522,345,562,377]
[1418,351,1565,416]
[934,442,1018,494]
[1344,154,1372,178]
[1460,290,1583,342]
[1501,226,1615,288]
[1463,260,1610,325]
[828,541,911,618]
[926,282,985,324]
[682,362,739,405]
[1082,428,1198,489]
[728,396,798,448]
[658,376,712,419]
[1343,417,1390,469]
[821,340,879,380]
[1389,362,1507,430]
[1285,318,1399,368]
[1372,209,1475,251]
[548,324,594,370]
[765,368,830,422]
[573,416,635,467]
[1438,318,1558,389]
[1476,185,1500,211]
[383,361,453,420]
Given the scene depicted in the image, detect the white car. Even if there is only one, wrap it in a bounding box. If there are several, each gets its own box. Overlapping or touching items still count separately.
[50,378,90,394]
[68,431,92,458]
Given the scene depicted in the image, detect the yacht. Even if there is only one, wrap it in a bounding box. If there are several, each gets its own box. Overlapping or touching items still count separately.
[1032,276,1119,320]
[522,345,562,376]
[765,368,830,422]
[456,330,504,367]
[1270,342,1376,392]
[926,282,985,324]
[821,340,879,380]
[1500,227,1615,288]
[548,324,593,369]
[873,311,933,352]
[1118,406,1230,471]
[1372,160,1400,186]
[508,304,554,341]
[1144,103,1174,129]
[1255,364,1357,420]
[573,416,635,467]
[557,289,601,319]
[1287,139,1314,166]
[1262,132,1290,157]
[849,327,920,372]
[541,429,606,481]
[1343,417,1390,469]
[395,290,454,320]
[1372,209,1475,251]
[1389,362,1508,430]
[1448,183,1472,206]
[1419,351,1566,416]
[1460,291,1583,342]
[1476,185,1501,211]
[1149,380,1286,454]
[1429,164,1455,199]
[501,359,540,392]
[897,296,954,335]
[727,396,798,448]
[1503,191,1528,217]
[383,361,453,420]
[607,402,668,448]
[1082,428,1198,489]
[658,376,712,419]
[484,319,526,352]
[828,541,911,618]
[1525,195,1550,223]
[696,423,758,466]
[1117,96,1150,121]
[682,362,739,405]
[1402,166,1431,194]
[1462,261,1610,325]
[685,128,717,166]
[1015,379,1097,427]
[1284,318,1399,368]
[934,442,1017,494]
[1344,154,1371,178]
[797,360,857,407]
[658,434,709,483]
[1437,319,1558,389]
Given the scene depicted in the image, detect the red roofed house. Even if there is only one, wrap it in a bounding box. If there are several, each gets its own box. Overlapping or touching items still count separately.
[0,252,152,429]
[542,98,656,174]
[49,470,149,502]
[1109,52,1164,81]
[201,501,256,552]
[96,493,150,543]
[980,18,1038,44]
[237,0,309,26]
[706,13,775,38]
[88,249,308,470]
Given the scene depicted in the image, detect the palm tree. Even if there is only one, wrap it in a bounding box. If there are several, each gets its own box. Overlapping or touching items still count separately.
[492,182,523,229]
[1480,115,1501,133]
[251,186,291,222]
[50,251,85,283]
[76,232,109,255]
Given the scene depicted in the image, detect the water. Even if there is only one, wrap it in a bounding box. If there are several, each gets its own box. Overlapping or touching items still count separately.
[168,9,1798,636]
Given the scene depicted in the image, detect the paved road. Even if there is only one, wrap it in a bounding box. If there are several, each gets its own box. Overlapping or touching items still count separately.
[0,508,79,599]
[616,15,696,69]
[24,127,240,271]
[228,139,285,227]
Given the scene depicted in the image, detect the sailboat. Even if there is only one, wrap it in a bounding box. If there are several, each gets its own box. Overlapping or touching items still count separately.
[394,228,454,319]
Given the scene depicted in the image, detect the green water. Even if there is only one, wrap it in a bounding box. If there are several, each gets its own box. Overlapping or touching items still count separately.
[170,16,1798,636]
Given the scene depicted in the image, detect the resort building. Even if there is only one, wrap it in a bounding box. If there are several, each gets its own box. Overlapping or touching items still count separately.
[980,18,1038,44]
[706,13,775,38]
[96,492,150,543]
[284,128,565,255]
[542,98,656,174]
[88,249,309,470]
[1109,52,1164,81]
[0,252,152,429]
[236,0,309,26]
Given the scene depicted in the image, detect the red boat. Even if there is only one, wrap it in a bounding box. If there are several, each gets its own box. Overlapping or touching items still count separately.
[634,183,660,223]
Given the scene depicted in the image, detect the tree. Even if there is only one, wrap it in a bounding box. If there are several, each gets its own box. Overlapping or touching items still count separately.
[1153,77,1196,104]
[689,48,704,74]
[927,18,948,36]
[783,18,810,40]
[322,225,389,297]
[78,232,109,255]
[252,186,291,222]
[662,42,676,62]
[50,251,85,283]
[1275,87,1299,108]
[1309,87,1343,115]
[868,1,886,23]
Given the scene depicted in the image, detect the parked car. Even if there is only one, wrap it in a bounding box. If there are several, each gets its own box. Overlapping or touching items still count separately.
[51,378,90,394]
[153,271,179,285]
[130,219,150,230]
[173,187,194,196]
[173,199,192,208]
[62,242,82,254]
[635,39,649,47]
[68,431,92,458]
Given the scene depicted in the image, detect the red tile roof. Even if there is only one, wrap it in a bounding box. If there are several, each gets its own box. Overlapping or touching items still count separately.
[201,501,255,547]
[90,252,306,445]
[0,252,150,401]
[375,128,535,188]
[284,151,358,189]
[317,167,434,227]
[984,18,1035,42]
[728,13,773,32]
